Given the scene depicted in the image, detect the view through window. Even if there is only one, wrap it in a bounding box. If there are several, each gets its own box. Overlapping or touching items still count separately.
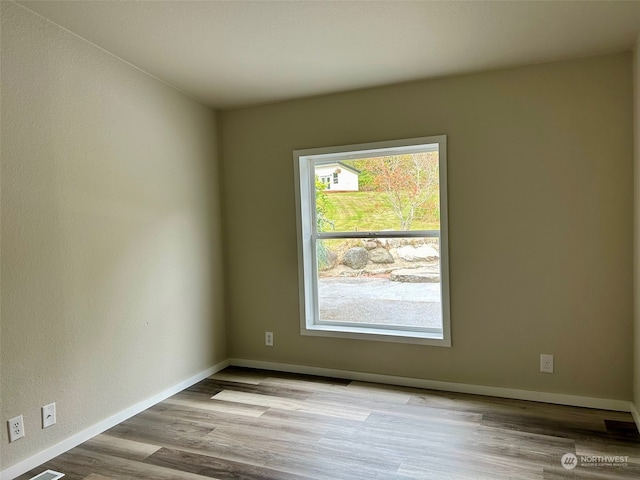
[295,136,450,345]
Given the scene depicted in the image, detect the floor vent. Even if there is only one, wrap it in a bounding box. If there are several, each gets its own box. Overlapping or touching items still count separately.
[29,471,64,480]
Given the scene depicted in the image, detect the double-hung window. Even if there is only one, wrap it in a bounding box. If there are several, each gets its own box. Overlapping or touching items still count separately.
[294,136,450,346]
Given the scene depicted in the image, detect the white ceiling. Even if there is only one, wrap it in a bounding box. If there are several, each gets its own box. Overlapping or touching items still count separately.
[15,0,640,109]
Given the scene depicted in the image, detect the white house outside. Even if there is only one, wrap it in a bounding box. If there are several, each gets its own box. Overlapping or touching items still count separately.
[315,162,359,191]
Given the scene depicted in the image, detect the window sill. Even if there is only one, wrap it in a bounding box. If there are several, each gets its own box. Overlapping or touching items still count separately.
[301,324,451,346]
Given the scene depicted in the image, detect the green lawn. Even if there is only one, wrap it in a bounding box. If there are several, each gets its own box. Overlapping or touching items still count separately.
[322,191,439,232]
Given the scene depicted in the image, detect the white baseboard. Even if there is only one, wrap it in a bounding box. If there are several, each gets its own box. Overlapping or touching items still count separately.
[230,358,633,413]
[0,359,230,480]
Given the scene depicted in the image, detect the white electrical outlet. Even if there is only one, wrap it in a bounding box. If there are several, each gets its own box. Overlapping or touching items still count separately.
[265,331,274,347]
[540,354,554,373]
[42,403,56,428]
[8,415,25,442]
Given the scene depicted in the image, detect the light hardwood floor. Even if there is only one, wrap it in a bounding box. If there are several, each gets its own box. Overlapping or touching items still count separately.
[17,367,640,479]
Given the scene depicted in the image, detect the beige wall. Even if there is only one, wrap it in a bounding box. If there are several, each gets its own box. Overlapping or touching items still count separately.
[634,34,640,416]
[0,2,225,469]
[1,0,636,470]
[220,53,634,401]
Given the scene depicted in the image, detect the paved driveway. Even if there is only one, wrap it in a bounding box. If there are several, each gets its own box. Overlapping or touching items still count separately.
[317,277,442,328]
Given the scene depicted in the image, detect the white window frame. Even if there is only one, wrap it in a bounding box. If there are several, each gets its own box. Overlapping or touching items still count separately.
[293,136,451,346]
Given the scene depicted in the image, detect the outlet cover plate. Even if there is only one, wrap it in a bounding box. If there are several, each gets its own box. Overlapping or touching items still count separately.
[540,354,554,373]
[8,414,25,442]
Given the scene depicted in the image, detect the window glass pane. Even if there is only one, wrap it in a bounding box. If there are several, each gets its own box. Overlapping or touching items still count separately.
[316,237,442,330]
[314,152,440,232]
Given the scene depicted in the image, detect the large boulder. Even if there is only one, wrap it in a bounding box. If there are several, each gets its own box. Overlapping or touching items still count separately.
[377,237,403,248]
[368,248,394,264]
[342,247,369,269]
[362,240,378,250]
[318,249,338,270]
[396,245,439,262]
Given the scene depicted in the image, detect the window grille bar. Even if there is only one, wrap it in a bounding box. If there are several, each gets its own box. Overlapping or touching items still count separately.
[314,230,440,240]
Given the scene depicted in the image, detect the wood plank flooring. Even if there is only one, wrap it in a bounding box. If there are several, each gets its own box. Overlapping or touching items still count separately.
[17,367,640,480]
